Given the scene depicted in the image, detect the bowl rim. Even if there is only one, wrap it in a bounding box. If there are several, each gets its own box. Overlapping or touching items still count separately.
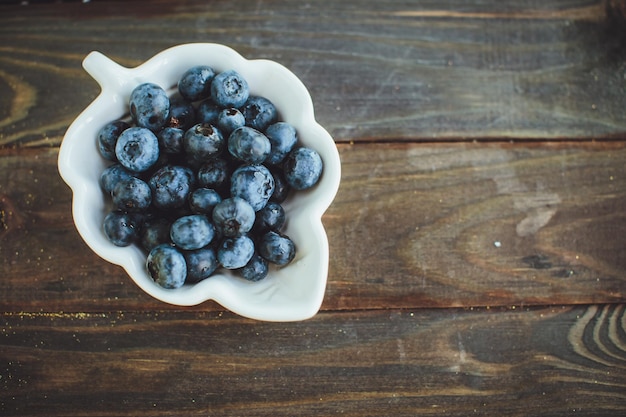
[57,43,341,321]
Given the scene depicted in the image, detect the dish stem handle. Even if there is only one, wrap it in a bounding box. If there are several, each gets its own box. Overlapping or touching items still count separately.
[82,51,133,95]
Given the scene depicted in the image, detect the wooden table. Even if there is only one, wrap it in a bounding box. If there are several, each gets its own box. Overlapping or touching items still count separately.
[1,0,625,415]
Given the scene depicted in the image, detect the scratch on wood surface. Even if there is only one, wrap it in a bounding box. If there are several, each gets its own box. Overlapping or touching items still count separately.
[390,4,606,21]
[2,311,107,319]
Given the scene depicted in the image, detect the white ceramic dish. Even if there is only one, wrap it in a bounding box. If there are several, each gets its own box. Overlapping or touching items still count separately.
[58,43,341,321]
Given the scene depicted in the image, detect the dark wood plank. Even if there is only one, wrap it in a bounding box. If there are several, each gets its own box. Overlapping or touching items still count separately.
[1,0,625,146]
[1,142,624,312]
[1,305,625,416]
[325,140,626,310]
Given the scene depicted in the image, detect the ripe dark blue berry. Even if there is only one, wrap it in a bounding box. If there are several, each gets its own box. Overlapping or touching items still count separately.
[228,126,271,164]
[115,127,160,173]
[147,244,186,289]
[230,164,275,211]
[129,82,170,131]
[140,217,172,252]
[282,147,323,190]
[211,69,249,108]
[189,188,222,215]
[259,231,296,266]
[103,210,143,247]
[217,107,245,135]
[158,127,184,155]
[196,99,220,125]
[184,247,219,283]
[238,253,269,282]
[100,163,133,194]
[241,96,278,131]
[268,167,291,203]
[197,158,231,191]
[212,197,255,237]
[170,214,215,250]
[218,235,255,269]
[111,177,152,212]
[253,201,286,234]
[178,65,216,102]
[166,96,196,130]
[148,165,195,210]
[97,120,130,161]
[183,123,224,162]
[265,122,297,165]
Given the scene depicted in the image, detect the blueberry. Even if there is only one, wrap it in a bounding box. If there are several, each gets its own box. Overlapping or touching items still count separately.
[115,127,160,173]
[230,164,275,211]
[140,217,172,252]
[97,120,130,161]
[184,247,219,283]
[268,167,291,203]
[217,107,245,135]
[211,69,249,108]
[111,177,152,212]
[212,197,255,237]
[283,147,323,190]
[253,201,285,234]
[183,123,224,162]
[189,188,222,215]
[197,158,231,191]
[158,127,184,155]
[170,214,215,250]
[265,122,297,165]
[196,99,221,125]
[227,126,271,164]
[100,163,133,194]
[129,82,170,131]
[178,65,216,102]
[258,231,296,266]
[241,96,278,132]
[103,210,143,247]
[217,235,254,269]
[238,253,269,282]
[146,244,187,289]
[166,96,196,130]
[148,165,195,211]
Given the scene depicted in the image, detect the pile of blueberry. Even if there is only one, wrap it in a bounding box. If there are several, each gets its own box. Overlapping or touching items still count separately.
[97,65,323,288]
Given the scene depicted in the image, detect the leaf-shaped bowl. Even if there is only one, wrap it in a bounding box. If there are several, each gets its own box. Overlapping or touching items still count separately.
[58,43,341,321]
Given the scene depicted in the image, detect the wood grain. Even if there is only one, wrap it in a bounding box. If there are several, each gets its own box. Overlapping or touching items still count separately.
[0,0,625,146]
[1,305,625,416]
[1,1,626,415]
[0,142,624,312]
[326,141,626,310]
